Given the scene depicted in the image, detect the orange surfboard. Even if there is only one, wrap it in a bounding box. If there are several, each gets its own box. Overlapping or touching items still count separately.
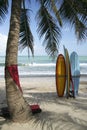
[56,54,66,97]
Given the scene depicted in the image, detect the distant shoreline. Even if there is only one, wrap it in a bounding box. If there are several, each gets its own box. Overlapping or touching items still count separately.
[0,74,87,84]
[0,73,87,77]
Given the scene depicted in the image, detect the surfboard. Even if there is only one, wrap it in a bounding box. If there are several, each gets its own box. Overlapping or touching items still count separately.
[63,46,75,98]
[56,54,66,97]
[64,48,71,98]
[70,51,80,96]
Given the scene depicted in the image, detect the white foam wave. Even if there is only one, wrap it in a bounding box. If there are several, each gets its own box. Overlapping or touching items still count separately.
[22,62,87,68]
[80,63,87,67]
[19,71,55,76]
[21,63,56,67]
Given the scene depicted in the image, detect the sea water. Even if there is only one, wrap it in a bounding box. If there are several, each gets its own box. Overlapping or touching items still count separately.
[0,55,87,77]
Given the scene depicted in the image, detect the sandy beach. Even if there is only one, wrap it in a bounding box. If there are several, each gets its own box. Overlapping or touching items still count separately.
[0,76,87,130]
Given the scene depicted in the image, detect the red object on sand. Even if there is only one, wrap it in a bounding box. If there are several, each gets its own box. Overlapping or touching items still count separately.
[6,65,22,93]
[30,105,42,114]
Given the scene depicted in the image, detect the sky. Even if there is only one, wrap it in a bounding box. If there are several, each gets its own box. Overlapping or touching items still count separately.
[0,1,87,56]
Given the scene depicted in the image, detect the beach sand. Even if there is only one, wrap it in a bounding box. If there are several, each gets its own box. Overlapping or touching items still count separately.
[0,76,87,130]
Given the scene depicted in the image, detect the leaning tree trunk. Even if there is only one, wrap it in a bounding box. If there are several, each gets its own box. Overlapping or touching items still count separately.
[5,0,31,122]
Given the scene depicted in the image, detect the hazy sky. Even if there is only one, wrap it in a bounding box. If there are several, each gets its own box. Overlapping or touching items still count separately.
[0,1,87,56]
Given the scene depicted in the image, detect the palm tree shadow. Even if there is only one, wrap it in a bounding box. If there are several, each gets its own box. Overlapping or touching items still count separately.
[24,89,87,111]
[0,89,8,130]
[31,110,87,130]
[0,88,87,130]
[0,119,7,130]
[24,87,67,105]
[24,88,87,130]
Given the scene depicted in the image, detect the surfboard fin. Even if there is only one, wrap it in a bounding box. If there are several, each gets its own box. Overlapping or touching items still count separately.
[69,90,75,98]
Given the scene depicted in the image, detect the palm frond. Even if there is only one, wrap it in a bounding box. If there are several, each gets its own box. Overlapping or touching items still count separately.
[19,9,34,56]
[75,17,87,41]
[0,0,8,23]
[36,0,49,4]
[51,0,62,26]
[72,0,87,27]
[59,0,87,41]
[36,5,61,57]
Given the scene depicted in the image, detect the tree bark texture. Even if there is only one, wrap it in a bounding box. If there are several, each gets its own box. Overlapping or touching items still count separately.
[5,0,31,122]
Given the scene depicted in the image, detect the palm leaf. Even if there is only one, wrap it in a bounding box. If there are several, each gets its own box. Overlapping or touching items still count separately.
[59,0,87,40]
[36,0,49,5]
[75,17,87,41]
[0,0,8,23]
[51,0,62,26]
[36,5,61,57]
[19,8,34,56]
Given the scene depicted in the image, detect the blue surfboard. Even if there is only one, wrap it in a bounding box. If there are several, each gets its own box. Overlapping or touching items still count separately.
[70,52,80,96]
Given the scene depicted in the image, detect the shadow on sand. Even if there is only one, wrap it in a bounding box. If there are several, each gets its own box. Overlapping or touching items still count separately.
[0,87,87,130]
[23,87,87,130]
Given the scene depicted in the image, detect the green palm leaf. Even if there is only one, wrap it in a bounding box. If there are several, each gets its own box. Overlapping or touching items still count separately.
[75,17,87,41]
[0,0,8,23]
[36,5,61,57]
[51,0,62,26]
[19,8,34,56]
[59,0,87,40]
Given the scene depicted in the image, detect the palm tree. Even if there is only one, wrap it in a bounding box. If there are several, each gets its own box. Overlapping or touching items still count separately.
[4,0,32,122]
[0,0,87,122]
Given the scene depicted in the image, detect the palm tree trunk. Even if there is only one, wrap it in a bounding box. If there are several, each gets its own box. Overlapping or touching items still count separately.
[5,0,31,122]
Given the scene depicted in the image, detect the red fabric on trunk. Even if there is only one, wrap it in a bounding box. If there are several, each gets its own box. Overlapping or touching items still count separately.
[6,65,22,93]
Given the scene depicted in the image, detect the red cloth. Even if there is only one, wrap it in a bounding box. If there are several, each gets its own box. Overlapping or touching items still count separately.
[30,104,40,110]
[30,104,42,114]
[6,65,22,93]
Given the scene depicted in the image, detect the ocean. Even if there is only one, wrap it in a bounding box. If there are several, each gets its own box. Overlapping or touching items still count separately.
[0,55,87,77]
